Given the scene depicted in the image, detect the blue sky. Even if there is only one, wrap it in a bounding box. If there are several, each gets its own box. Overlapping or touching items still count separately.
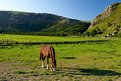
[0,0,120,21]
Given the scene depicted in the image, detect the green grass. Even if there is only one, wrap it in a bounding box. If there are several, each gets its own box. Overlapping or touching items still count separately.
[0,34,105,42]
[0,35,121,81]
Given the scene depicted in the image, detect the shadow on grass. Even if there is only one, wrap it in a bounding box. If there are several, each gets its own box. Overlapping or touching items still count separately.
[60,57,77,59]
[56,67,121,76]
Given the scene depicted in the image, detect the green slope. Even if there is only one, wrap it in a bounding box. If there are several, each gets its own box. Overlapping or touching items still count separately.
[40,19,90,36]
[85,2,121,37]
[0,11,90,36]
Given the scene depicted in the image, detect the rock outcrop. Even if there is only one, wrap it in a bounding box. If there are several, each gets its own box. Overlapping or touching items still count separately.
[86,2,121,37]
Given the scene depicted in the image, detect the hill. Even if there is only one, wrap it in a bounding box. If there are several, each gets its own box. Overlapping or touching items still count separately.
[85,2,121,37]
[0,11,90,36]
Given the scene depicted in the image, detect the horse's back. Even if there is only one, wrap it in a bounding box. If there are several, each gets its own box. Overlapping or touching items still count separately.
[40,45,55,57]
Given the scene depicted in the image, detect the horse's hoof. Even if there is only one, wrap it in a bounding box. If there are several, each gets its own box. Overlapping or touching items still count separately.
[42,66,46,68]
[52,68,56,71]
[47,67,49,70]
[47,65,49,70]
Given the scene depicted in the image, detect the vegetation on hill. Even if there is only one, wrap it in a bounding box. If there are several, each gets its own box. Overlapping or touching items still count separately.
[1,3,121,37]
[0,11,90,36]
[40,19,90,36]
[85,2,121,37]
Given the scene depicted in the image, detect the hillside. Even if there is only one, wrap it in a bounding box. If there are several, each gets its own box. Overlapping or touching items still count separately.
[0,11,90,36]
[85,2,121,37]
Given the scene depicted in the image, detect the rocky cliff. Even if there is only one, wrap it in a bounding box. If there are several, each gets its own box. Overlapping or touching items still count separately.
[86,2,121,37]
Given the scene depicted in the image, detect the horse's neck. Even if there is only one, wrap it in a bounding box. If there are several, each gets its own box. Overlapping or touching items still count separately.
[50,47,55,61]
[51,53,55,62]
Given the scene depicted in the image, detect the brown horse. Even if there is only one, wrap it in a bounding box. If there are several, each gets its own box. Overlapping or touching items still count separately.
[39,45,56,71]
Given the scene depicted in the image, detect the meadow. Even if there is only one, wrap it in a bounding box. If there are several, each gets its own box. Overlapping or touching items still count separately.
[0,34,106,42]
[0,34,121,81]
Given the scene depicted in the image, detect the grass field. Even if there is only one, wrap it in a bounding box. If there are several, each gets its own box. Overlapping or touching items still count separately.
[0,34,121,81]
[0,34,106,42]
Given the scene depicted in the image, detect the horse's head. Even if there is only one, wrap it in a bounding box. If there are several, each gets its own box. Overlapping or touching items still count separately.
[52,60,56,71]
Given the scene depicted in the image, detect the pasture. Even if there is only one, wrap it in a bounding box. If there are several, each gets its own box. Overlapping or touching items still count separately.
[0,34,106,42]
[0,34,121,81]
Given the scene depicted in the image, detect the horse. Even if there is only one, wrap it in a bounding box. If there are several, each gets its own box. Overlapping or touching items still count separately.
[39,45,56,71]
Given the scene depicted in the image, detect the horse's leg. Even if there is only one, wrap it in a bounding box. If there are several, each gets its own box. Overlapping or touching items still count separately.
[42,57,46,68]
[42,60,44,68]
[40,52,44,68]
[47,57,49,70]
